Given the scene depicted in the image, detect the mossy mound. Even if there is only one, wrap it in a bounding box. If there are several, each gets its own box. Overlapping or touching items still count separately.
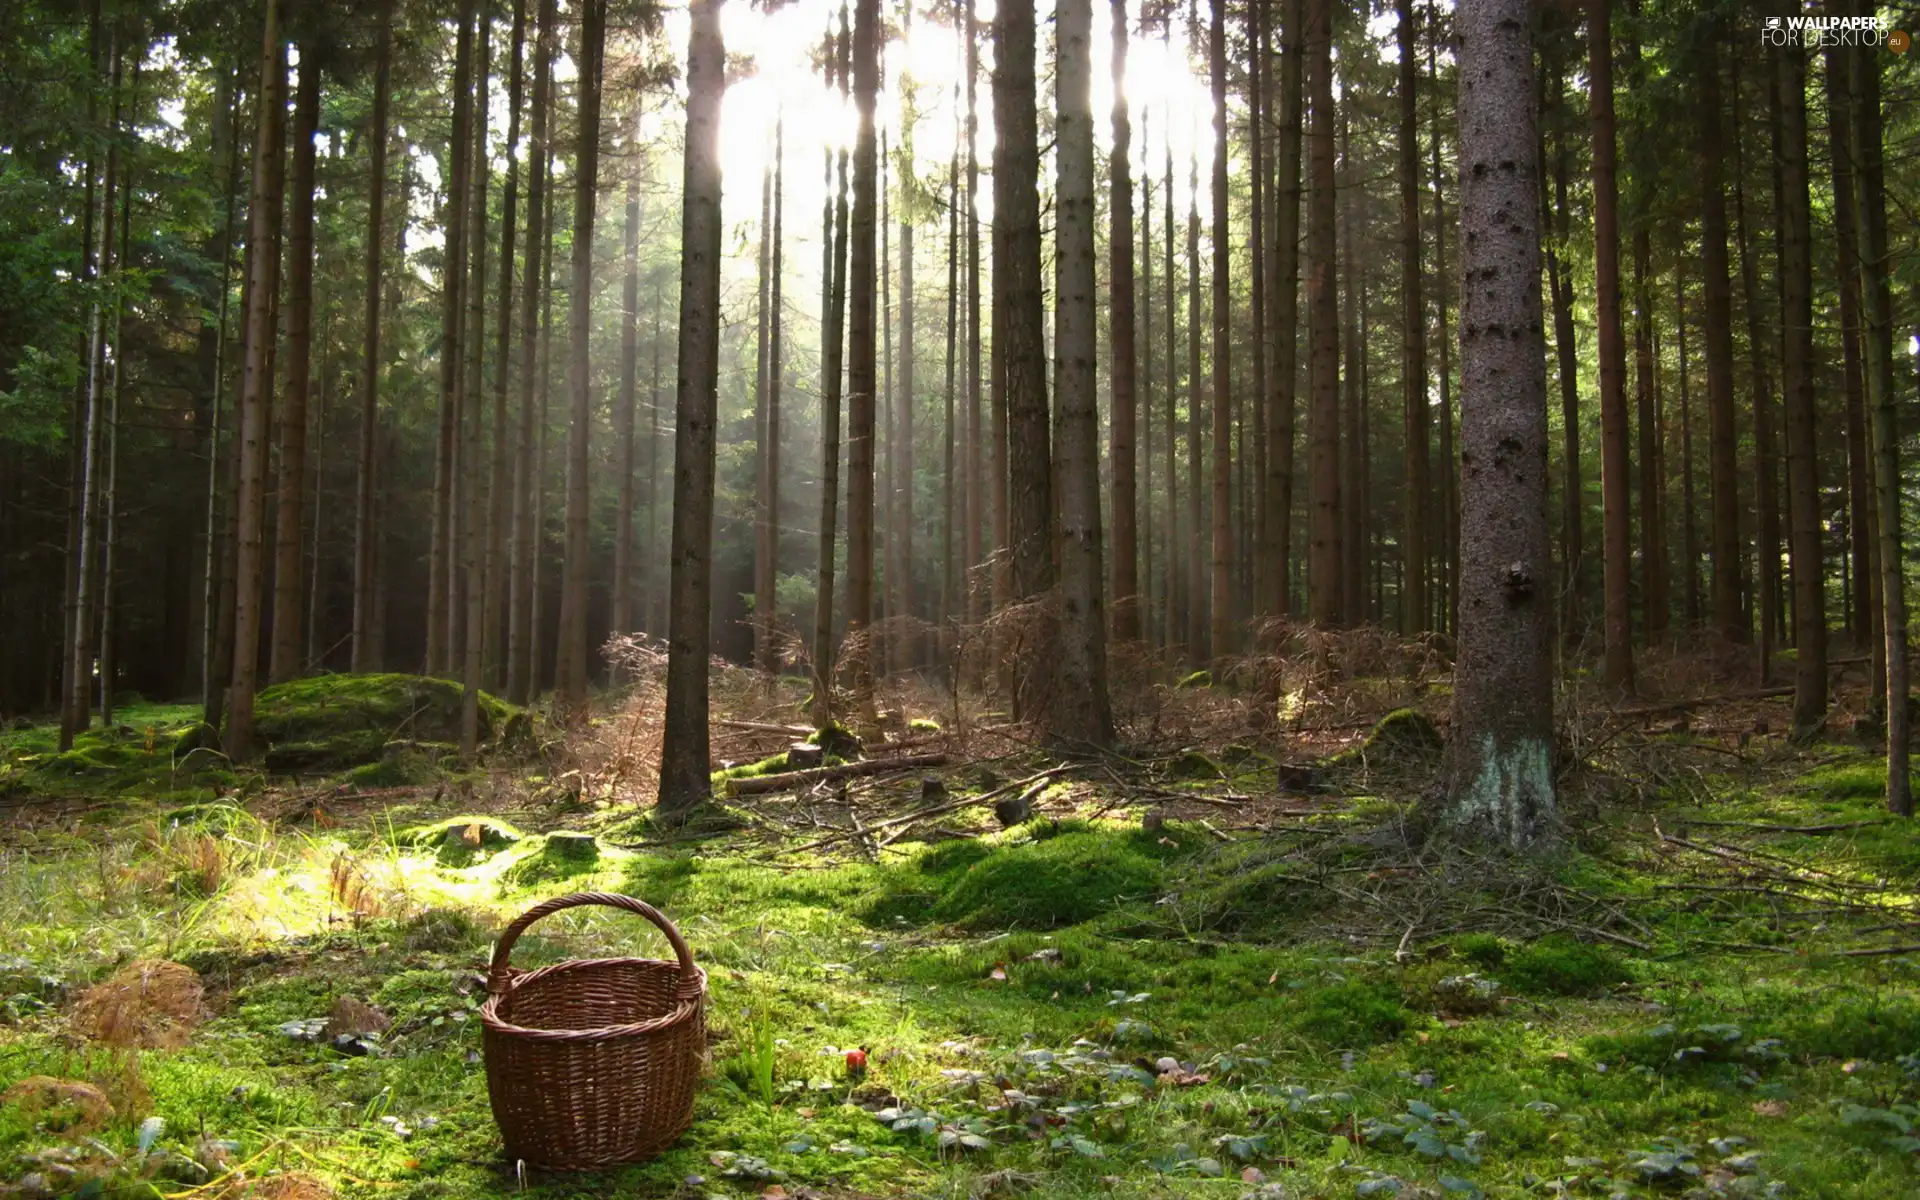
[250,674,527,770]
[1328,708,1445,776]
[501,832,602,886]
[399,816,524,868]
[869,821,1204,930]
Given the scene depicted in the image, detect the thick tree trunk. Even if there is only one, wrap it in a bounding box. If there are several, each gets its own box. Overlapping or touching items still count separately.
[1849,37,1909,814]
[1731,51,1779,686]
[1397,0,1426,635]
[554,0,606,719]
[351,0,394,673]
[507,0,554,704]
[1207,0,1231,661]
[225,18,286,761]
[1440,0,1556,849]
[1266,0,1301,619]
[1697,31,1743,643]
[658,0,727,814]
[1304,0,1339,627]
[1050,0,1116,746]
[456,11,492,700]
[994,0,1052,622]
[1588,0,1631,688]
[270,48,320,684]
[846,0,879,712]
[1775,39,1826,740]
[964,0,985,646]
[1107,0,1139,644]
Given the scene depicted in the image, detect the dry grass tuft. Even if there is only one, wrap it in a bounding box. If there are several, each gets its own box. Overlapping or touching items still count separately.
[327,852,383,920]
[227,1172,335,1200]
[0,1076,114,1133]
[71,959,204,1049]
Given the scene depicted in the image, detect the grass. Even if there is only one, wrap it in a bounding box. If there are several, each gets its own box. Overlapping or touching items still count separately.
[2,712,1919,1198]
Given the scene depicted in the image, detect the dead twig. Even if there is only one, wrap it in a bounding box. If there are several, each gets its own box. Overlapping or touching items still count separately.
[723,753,949,797]
[777,764,1077,857]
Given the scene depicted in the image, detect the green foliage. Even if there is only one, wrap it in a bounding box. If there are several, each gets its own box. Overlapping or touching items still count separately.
[1290,978,1413,1045]
[1498,934,1628,996]
[251,674,523,770]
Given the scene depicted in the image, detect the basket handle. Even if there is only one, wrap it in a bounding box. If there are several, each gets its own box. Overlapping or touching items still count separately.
[488,892,701,999]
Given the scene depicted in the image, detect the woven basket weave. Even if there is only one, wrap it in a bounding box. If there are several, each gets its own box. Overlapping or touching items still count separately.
[480,892,707,1170]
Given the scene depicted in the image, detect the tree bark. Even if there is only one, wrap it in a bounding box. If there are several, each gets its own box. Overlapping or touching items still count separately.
[1731,51,1779,686]
[1304,0,1339,627]
[1429,7,1455,636]
[225,17,286,761]
[964,0,985,647]
[620,170,647,649]
[658,0,726,814]
[1587,0,1631,688]
[270,45,320,684]
[507,0,554,704]
[486,0,526,689]
[1441,0,1556,849]
[813,18,851,726]
[755,123,783,673]
[1697,28,1742,643]
[1825,32,1873,661]
[1775,36,1825,740]
[1164,109,1179,648]
[1206,0,1232,661]
[351,0,394,673]
[1107,0,1139,644]
[1544,79,1580,639]
[1848,35,1909,814]
[846,0,879,712]
[1677,273,1699,627]
[896,120,915,668]
[428,0,478,676]
[554,0,606,719]
[1397,0,1426,635]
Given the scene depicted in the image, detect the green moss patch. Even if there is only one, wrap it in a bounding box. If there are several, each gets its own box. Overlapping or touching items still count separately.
[251,673,526,770]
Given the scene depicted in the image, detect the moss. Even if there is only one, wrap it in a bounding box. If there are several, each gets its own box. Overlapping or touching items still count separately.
[251,674,524,770]
[907,717,942,732]
[1365,707,1444,758]
[713,751,791,782]
[1499,933,1628,996]
[805,721,863,760]
[1289,978,1414,1045]
[500,832,602,886]
[346,752,441,789]
[1175,669,1212,689]
[1452,932,1509,970]
[1166,749,1224,780]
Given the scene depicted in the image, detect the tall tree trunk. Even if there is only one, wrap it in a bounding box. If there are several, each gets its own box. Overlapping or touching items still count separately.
[1430,8,1456,637]
[896,123,915,667]
[1775,37,1825,740]
[1140,112,1155,643]
[1304,0,1339,627]
[1849,34,1910,814]
[657,0,726,815]
[1677,273,1699,626]
[845,0,879,712]
[1397,0,1426,635]
[270,44,321,685]
[1107,0,1139,643]
[99,129,133,725]
[1266,0,1302,619]
[1588,0,1631,687]
[1545,83,1580,639]
[225,16,286,761]
[1050,0,1116,745]
[204,71,243,697]
[554,0,606,719]
[460,9,494,752]
[486,0,526,688]
[507,0,554,703]
[1206,0,1231,661]
[755,124,781,672]
[1164,113,1180,648]
[65,27,122,747]
[1439,0,1556,849]
[62,2,105,749]
[429,0,478,675]
[620,170,646,649]
[994,0,1052,631]
[1633,237,1663,639]
[1697,28,1742,643]
[1826,31,1873,659]
[1247,0,1268,625]
[812,15,852,726]
[1339,111,1362,620]
[964,0,986,647]
[1731,51,1780,685]
[1186,142,1204,656]
[351,0,394,673]
[941,103,958,656]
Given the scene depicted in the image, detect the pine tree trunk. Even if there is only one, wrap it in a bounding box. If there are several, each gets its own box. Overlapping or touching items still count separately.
[429,0,478,676]
[619,172,646,651]
[204,72,243,697]
[554,0,605,719]
[460,10,494,754]
[270,46,321,684]
[1396,0,1426,635]
[1826,34,1874,661]
[225,16,286,761]
[896,125,915,668]
[812,19,851,727]
[1049,0,1116,744]
[1205,0,1231,661]
[1266,0,1301,619]
[1545,84,1580,639]
[1633,235,1663,640]
[1440,0,1556,849]
[658,0,726,815]
[62,3,105,750]
[941,112,958,658]
[1339,114,1362,621]
[1107,0,1139,643]
[1163,120,1179,648]
[1848,35,1910,814]
[964,0,985,645]
[1677,274,1699,627]
[351,0,393,673]
[753,131,778,672]
[1304,0,1339,628]
[1429,9,1456,637]
[507,0,554,703]
[1140,115,1155,643]
[1731,51,1779,686]
[1186,146,1204,657]
[845,0,879,711]
[1695,29,1743,643]
[99,136,133,725]
[486,0,526,690]
[1247,0,1268,626]
[1775,38,1826,739]
[1587,0,1631,687]
[995,0,1052,618]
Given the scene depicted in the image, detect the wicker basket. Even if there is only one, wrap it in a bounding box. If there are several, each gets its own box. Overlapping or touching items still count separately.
[480,892,707,1170]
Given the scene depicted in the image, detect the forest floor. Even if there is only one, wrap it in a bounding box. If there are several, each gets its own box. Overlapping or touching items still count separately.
[3,646,1920,1199]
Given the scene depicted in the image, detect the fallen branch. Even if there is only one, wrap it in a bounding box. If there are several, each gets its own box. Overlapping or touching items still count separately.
[1677,818,1891,835]
[776,764,1077,857]
[724,753,949,797]
[715,718,814,737]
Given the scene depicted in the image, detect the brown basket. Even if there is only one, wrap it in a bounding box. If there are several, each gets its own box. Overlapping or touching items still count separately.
[480,892,707,1170]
